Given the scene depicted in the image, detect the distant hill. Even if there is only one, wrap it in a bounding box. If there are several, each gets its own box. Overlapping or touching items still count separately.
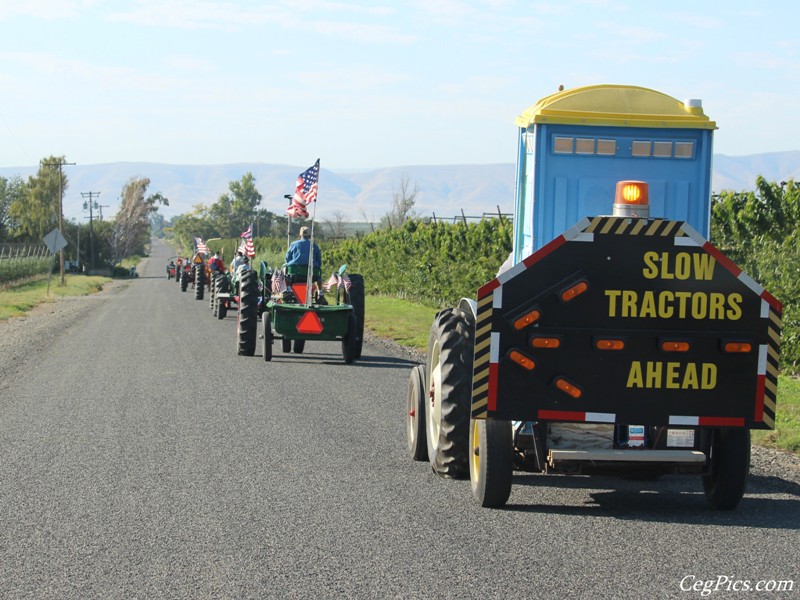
[1,152,798,223]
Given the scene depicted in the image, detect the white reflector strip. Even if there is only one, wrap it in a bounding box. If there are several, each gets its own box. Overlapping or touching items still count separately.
[498,260,526,286]
[493,285,503,309]
[669,415,699,426]
[674,236,700,247]
[675,222,706,247]
[573,232,594,243]
[760,298,770,319]
[563,217,592,242]
[490,332,501,363]
[585,412,616,423]
[738,271,764,296]
[758,344,768,375]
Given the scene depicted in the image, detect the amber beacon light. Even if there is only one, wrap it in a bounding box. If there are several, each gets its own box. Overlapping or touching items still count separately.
[613,180,650,218]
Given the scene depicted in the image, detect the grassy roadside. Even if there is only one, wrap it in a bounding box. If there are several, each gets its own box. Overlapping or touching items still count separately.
[365,294,800,455]
[0,275,112,321]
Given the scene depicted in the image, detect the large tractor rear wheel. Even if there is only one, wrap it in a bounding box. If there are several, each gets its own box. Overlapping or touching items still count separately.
[425,307,474,479]
[237,269,258,356]
[470,418,513,507]
[345,274,365,359]
[180,271,189,291]
[703,428,750,510]
[194,265,205,300]
[406,364,428,461]
[209,274,217,310]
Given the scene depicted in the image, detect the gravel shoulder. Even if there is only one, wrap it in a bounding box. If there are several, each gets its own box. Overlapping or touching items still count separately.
[2,279,798,489]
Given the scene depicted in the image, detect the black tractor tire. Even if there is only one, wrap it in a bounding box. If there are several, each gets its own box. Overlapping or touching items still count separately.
[216,276,229,319]
[342,312,357,364]
[209,274,217,310]
[262,312,273,362]
[237,269,258,356]
[469,418,513,508]
[194,266,205,300]
[406,364,428,461]
[344,274,365,359]
[293,339,306,354]
[180,271,189,291]
[425,307,474,479]
[282,338,292,353]
[703,428,750,510]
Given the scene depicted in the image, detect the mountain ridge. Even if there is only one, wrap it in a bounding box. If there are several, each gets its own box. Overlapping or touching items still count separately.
[1,152,798,223]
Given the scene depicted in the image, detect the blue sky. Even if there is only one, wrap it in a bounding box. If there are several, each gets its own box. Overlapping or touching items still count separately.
[1,0,798,170]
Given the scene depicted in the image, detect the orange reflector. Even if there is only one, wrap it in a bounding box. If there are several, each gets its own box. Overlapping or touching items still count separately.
[555,378,582,399]
[296,311,324,334]
[292,283,308,303]
[615,180,649,206]
[596,339,625,351]
[513,309,541,330]
[661,341,690,352]
[509,350,535,371]
[724,342,753,354]
[531,337,560,349]
[561,281,588,302]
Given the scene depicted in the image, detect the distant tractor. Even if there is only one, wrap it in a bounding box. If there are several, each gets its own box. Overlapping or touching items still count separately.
[407,85,782,510]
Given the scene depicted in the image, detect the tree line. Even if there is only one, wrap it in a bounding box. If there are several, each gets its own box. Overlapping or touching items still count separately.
[0,156,168,269]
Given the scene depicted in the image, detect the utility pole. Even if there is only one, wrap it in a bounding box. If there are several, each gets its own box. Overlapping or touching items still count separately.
[41,159,75,285]
[82,191,100,272]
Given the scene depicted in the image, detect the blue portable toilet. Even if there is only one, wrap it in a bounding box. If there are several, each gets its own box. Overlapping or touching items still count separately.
[512,85,716,262]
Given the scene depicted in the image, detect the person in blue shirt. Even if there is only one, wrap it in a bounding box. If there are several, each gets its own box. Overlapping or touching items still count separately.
[285,227,321,272]
[284,227,324,300]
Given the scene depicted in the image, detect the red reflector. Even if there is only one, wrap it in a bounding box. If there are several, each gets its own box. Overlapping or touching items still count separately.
[531,337,560,349]
[292,283,308,304]
[296,311,324,334]
[509,350,535,371]
[661,341,690,352]
[513,309,541,330]
[555,378,582,399]
[596,339,624,351]
[724,342,753,354]
[561,281,588,302]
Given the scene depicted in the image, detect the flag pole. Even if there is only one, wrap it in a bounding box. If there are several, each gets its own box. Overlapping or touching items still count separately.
[305,172,319,306]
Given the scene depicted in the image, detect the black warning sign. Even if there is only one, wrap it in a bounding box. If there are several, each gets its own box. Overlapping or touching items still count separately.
[471,217,782,430]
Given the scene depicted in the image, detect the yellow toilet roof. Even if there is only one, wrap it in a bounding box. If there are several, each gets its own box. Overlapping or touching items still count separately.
[515,84,716,130]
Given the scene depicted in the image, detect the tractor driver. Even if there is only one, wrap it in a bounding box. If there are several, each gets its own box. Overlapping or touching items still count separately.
[208,252,224,273]
[285,227,322,286]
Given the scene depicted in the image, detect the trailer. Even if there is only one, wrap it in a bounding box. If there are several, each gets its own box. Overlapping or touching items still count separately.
[406,85,783,509]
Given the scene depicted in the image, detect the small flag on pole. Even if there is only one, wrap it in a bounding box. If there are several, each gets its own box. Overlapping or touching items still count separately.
[287,159,319,219]
[323,272,352,292]
[195,237,209,254]
[238,224,256,258]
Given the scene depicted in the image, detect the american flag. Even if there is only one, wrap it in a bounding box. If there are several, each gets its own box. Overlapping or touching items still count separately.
[323,272,352,292]
[287,159,319,218]
[237,224,255,258]
[271,270,287,294]
[195,237,209,254]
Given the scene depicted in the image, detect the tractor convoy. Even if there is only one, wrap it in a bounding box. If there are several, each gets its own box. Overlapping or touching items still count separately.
[405,84,782,510]
[171,243,364,365]
[169,84,783,511]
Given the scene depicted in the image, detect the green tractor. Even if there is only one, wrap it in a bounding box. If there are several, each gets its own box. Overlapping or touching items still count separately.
[257,264,364,364]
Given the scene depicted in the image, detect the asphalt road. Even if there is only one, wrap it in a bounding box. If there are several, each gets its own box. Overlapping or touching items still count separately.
[1,239,798,599]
